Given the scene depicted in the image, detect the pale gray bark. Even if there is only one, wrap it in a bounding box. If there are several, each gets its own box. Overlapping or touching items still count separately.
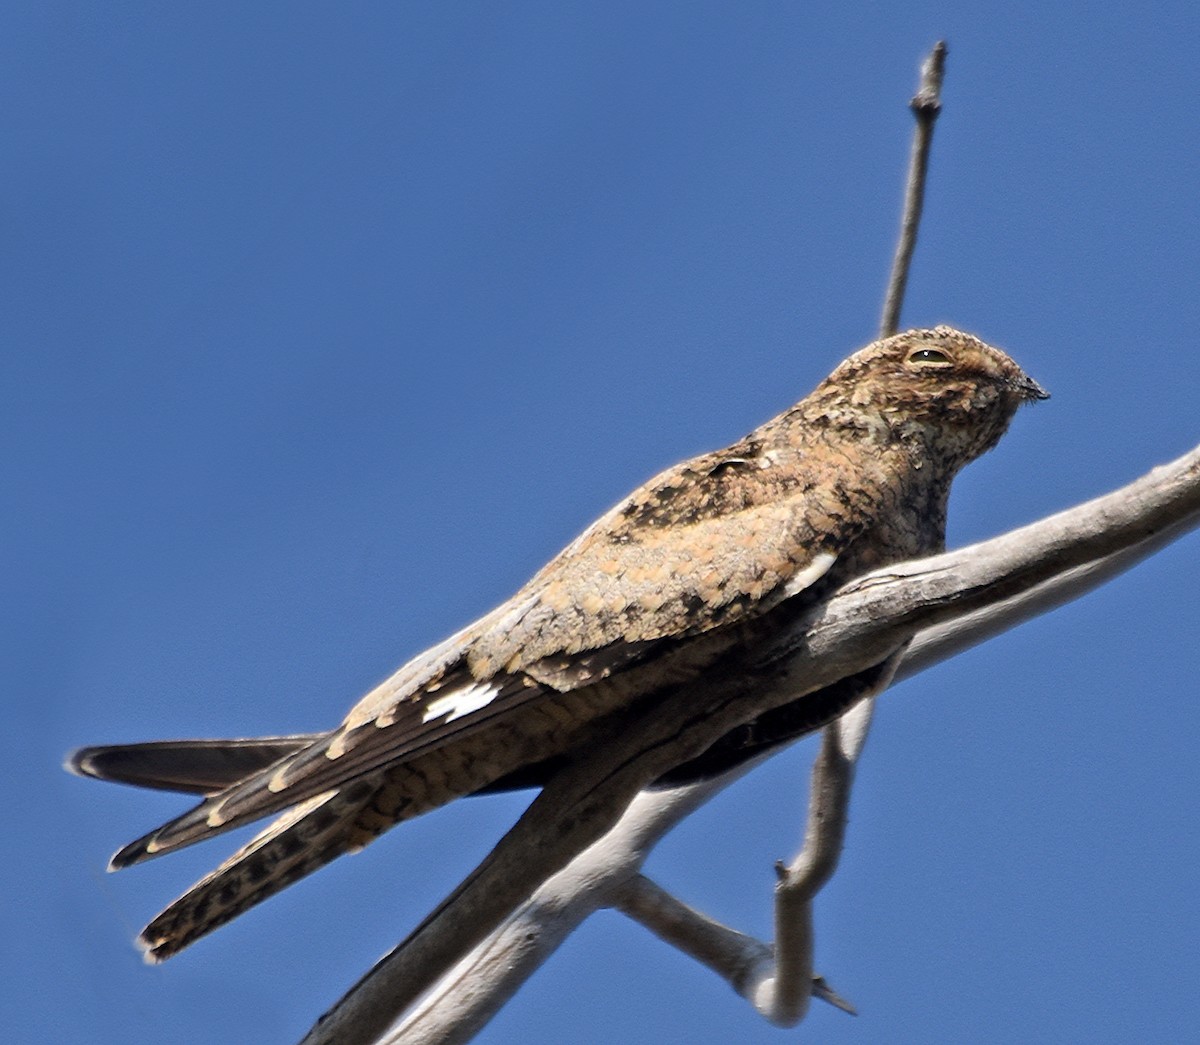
[300,443,1200,1045]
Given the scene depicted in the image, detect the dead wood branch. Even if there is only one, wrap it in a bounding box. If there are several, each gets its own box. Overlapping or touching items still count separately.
[302,444,1200,1044]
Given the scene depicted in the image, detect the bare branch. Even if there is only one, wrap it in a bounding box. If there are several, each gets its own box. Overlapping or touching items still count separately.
[613,875,773,1000]
[303,444,1200,1043]
[613,870,858,1018]
[769,693,863,1022]
[376,780,733,1045]
[897,510,1199,680]
[765,40,950,1014]
[880,40,948,338]
[769,732,846,1024]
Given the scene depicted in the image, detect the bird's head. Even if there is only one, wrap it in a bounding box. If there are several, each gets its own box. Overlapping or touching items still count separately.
[810,325,1048,468]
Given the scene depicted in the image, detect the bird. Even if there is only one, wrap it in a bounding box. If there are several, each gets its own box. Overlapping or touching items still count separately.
[68,325,1048,961]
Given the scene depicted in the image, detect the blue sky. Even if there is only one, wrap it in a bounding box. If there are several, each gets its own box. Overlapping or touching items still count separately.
[7,4,1200,1043]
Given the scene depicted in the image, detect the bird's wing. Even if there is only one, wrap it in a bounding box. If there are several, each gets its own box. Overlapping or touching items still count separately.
[106,440,856,869]
[108,658,554,867]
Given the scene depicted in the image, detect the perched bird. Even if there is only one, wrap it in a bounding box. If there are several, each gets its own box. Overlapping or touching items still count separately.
[68,325,1047,961]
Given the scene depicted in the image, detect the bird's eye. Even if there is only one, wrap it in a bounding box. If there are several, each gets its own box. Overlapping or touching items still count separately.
[907,348,953,367]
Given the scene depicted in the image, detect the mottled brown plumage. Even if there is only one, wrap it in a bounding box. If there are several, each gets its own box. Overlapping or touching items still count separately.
[68,325,1046,960]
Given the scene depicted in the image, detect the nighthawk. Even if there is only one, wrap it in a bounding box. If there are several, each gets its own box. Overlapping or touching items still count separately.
[69,325,1047,960]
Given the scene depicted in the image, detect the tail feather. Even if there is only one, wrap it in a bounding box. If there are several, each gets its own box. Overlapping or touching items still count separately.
[66,736,320,796]
[107,733,345,871]
[140,773,383,961]
[134,727,543,959]
[103,668,523,869]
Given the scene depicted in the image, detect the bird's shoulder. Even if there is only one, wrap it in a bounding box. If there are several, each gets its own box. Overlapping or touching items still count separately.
[469,426,906,682]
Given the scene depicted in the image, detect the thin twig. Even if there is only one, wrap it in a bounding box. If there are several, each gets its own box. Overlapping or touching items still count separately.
[765,650,898,1024]
[613,875,773,996]
[612,873,857,1020]
[880,40,948,338]
[764,40,949,1018]
[773,715,855,1020]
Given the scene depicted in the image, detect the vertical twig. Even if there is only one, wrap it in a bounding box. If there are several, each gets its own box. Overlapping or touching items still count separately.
[770,727,854,1023]
[880,40,948,338]
[766,39,950,1020]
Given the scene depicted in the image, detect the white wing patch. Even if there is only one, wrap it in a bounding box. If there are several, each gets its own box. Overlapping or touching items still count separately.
[421,680,501,724]
[781,551,837,599]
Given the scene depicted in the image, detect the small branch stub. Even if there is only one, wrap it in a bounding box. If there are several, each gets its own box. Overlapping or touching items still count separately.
[911,40,947,116]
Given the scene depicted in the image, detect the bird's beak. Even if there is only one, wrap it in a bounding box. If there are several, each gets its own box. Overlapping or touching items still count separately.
[1017,374,1050,402]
